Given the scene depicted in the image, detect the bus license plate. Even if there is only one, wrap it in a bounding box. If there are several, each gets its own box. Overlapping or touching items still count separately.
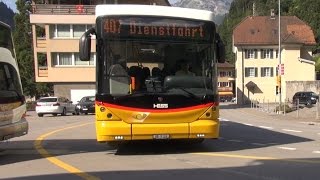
[153,134,170,139]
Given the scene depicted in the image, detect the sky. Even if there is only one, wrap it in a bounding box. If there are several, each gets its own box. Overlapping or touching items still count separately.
[1,0,17,12]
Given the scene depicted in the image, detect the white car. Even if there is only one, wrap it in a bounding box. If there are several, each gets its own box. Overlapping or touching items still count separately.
[35,97,76,117]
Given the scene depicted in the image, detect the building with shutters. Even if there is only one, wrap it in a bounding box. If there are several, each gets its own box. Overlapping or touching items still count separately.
[233,14,316,104]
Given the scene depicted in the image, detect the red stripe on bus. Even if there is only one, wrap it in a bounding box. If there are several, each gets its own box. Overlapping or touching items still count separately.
[96,101,215,113]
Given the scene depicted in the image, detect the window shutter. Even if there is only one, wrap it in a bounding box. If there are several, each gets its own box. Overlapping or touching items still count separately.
[244,49,248,59]
[261,49,264,59]
[254,49,258,59]
[271,67,274,77]
[245,68,249,77]
[255,67,258,77]
[261,67,263,77]
[270,49,274,59]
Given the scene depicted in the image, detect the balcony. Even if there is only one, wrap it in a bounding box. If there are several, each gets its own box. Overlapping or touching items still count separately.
[31,4,95,15]
[36,37,47,50]
[218,87,233,92]
[38,66,48,77]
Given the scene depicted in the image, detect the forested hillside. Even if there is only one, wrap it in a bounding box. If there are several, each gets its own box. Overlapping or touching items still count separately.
[0,2,15,28]
[218,0,320,63]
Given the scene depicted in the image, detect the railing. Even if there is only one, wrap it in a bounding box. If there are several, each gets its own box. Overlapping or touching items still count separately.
[38,66,48,77]
[36,37,47,48]
[32,4,95,15]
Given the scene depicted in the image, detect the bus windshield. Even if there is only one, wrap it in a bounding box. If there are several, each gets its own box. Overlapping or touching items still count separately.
[96,16,217,98]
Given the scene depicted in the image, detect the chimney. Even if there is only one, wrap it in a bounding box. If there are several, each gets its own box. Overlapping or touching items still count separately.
[270,9,275,19]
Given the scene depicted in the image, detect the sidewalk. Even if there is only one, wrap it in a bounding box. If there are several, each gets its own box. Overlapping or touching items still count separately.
[221,103,320,123]
[241,107,320,123]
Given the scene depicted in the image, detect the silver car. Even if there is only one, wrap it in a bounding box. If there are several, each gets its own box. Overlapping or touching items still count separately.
[35,97,76,117]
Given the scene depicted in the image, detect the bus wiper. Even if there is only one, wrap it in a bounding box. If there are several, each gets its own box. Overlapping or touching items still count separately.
[170,87,203,103]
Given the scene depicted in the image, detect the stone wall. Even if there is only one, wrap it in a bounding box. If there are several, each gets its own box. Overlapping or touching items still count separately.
[286,81,320,102]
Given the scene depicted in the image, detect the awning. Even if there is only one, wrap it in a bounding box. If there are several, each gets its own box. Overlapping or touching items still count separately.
[219,91,233,96]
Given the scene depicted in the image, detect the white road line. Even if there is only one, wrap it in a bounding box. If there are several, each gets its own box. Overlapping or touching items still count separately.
[251,143,265,146]
[220,118,230,122]
[312,151,320,154]
[259,126,273,129]
[282,129,302,133]
[244,123,253,126]
[277,147,296,151]
[227,139,244,143]
[317,133,320,135]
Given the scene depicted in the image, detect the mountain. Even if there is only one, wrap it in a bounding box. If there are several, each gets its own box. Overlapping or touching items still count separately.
[0,2,15,29]
[172,0,234,24]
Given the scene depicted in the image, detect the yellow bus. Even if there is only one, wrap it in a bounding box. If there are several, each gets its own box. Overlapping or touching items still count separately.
[0,21,28,141]
[79,5,225,144]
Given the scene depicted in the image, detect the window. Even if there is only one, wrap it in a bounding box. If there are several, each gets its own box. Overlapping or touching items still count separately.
[52,24,94,38]
[261,49,273,59]
[0,62,23,98]
[218,82,229,87]
[59,53,72,65]
[245,49,257,59]
[53,53,96,66]
[261,67,274,77]
[73,25,86,37]
[219,71,226,77]
[245,67,258,77]
[57,24,70,37]
[276,49,279,59]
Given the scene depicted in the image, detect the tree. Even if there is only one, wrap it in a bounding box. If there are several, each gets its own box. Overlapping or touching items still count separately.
[13,0,52,98]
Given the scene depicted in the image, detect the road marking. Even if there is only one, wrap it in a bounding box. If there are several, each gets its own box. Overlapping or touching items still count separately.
[277,147,296,151]
[258,126,273,129]
[34,122,100,180]
[251,143,265,146]
[227,139,243,143]
[192,152,276,160]
[282,129,302,133]
[192,152,320,164]
[243,123,253,126]
[318,133,320,135]
[219,118,230,122]
[312,151,320,154]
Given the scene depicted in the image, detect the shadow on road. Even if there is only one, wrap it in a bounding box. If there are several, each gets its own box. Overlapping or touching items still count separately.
[0,119,312,164]
[1,157,319,180]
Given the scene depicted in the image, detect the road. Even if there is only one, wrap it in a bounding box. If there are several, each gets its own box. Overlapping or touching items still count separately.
[1,104,319,180]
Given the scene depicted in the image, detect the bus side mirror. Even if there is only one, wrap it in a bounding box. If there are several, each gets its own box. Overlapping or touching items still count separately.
[79,28,96,61]
[215,33,225,63]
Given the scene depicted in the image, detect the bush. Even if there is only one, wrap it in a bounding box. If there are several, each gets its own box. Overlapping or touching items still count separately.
[275,103,294,113]
[26,101,36,111]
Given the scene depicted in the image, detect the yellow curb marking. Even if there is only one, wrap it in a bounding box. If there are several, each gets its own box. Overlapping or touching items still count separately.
[34,122,100,180]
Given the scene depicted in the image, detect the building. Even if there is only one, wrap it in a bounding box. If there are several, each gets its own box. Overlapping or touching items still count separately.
[233,15,316,104]
[217,62,235,101]
[30,0,170,103]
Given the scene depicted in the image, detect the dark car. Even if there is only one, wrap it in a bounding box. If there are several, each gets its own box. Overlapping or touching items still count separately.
[292,91,319,106]
[75,96,95,115]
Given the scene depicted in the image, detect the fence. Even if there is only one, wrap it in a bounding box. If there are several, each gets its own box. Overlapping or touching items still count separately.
[250,98,320,120]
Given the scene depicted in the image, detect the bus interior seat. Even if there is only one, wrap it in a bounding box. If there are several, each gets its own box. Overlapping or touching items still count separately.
[128,66,143,90]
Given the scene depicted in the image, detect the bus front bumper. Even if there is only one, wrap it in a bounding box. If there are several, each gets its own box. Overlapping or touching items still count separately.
[96,120,219,142]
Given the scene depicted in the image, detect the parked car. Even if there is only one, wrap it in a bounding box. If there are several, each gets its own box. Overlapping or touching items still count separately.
[35,97,76,117]
[75,96,95,115]
[292,91,319,106]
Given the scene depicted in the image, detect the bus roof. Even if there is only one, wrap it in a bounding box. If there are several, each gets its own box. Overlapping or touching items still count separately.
[95,5,215,22]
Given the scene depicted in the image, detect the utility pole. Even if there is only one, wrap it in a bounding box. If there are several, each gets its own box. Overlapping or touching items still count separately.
[278,0,282,106]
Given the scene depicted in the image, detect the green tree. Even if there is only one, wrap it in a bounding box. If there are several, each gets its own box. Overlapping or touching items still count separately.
[13,0,52,98]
